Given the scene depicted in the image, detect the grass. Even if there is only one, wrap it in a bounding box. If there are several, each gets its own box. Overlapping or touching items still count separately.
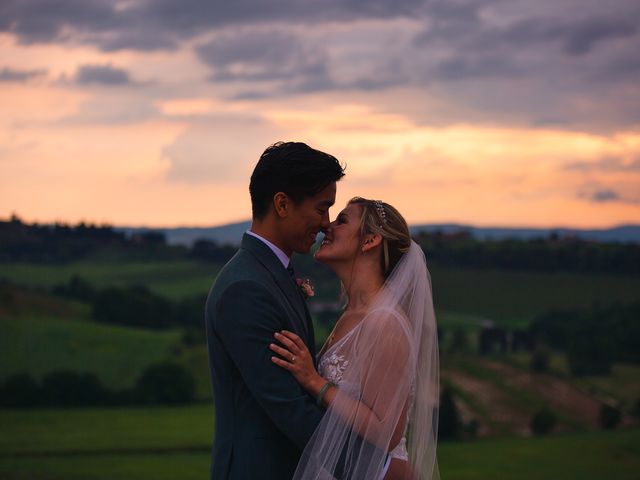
[0,260,219,301]
[0,405,213,456]
[0,453,210,480]
[0,315,182,389]
[174,345,213,401]
[430,266,640,325]
[0,404,637,480]
[437,428,640,480]
[507,352,640,409]
[3,260,639,324]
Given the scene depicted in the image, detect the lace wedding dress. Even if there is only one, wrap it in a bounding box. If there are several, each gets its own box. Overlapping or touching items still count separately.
[318,316,410,464]
[293,241,439,480]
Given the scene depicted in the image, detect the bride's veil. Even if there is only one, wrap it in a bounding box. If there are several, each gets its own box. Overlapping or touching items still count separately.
[294,240,440,480]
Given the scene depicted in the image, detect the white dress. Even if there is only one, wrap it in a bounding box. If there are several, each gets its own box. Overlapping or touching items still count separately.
[317,326,410,473]
[295,242,438,480]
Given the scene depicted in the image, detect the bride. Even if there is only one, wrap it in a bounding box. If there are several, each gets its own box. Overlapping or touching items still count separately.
[270,197,440,480]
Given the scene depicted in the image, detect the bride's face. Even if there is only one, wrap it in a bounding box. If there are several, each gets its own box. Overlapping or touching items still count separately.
[315,203,363,265]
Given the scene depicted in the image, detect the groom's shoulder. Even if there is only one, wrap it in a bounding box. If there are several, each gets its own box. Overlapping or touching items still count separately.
[210,246,269,292]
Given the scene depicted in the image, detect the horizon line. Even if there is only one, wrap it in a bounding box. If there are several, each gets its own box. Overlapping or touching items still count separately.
[3,214,638,232]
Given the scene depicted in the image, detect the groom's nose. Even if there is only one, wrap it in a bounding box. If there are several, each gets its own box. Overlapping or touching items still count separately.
[320,212,330,231]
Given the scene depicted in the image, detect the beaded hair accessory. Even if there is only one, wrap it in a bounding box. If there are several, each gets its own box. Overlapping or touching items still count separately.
[372,200,390,273]
[373,200,387,224]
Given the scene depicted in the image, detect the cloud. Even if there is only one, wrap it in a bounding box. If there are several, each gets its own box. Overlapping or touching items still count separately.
[430,54,522,81]
[577,184,640,205]
[565,157,640,172]
[0,0,120,45]
[74,64,133,86]
[161,114,286,183]
[195,30,333,94]
[0,66,47,82]
[2,0,640,131]
[478,16,638,57]
[590,189,620,202]
[56,94,159,125]
[0,0,428,51]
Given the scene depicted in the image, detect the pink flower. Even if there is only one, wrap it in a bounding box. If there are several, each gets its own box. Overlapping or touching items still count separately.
[296,278,315,298]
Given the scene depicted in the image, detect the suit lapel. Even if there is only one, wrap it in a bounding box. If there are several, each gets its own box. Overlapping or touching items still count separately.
[241,234,311,343]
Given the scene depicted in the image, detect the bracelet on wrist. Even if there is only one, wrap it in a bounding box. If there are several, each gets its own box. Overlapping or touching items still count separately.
[316,381,334,406]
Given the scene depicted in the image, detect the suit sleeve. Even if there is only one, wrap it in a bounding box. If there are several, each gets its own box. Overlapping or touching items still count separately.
[211,280,324,449]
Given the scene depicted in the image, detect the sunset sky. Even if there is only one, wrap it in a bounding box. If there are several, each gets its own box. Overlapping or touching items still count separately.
[1,0,639,228]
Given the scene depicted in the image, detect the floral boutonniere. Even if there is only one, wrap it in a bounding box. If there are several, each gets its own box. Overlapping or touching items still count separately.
[296,278,315,298]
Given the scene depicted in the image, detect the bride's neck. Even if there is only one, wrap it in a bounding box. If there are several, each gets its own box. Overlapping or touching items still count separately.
[336,260,384,311]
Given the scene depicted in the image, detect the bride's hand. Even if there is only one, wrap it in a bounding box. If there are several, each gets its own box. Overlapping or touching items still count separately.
[270,330,323,393]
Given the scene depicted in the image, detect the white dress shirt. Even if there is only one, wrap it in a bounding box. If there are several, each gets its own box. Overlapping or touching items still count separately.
[246,230,290,268]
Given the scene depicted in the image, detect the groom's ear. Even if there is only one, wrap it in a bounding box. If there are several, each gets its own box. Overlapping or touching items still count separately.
[273,192,290,218]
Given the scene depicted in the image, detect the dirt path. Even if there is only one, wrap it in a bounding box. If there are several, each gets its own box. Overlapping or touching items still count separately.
[443,368,532,437]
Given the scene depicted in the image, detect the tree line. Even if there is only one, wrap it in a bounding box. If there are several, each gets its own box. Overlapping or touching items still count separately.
[529,301,640,375]
[53,276,206,336]
[0,215,236,263]
[0,362,195,408]
[413,230,640,275]
[3,215,639,275]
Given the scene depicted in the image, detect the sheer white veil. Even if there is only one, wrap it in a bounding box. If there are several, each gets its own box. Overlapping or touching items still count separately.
[294,240,440,480]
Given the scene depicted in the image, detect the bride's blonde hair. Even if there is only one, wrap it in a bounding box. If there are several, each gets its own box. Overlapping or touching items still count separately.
[348,197,411,279]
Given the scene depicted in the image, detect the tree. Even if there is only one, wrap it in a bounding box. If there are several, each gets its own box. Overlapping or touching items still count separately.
[530,346,550,373]
[135,362,195,405]
[448,327,471,354]
[0,373,40,407]
[531,407,557,435]
[567,335,613,376]
[41,370,108,406]
[599,404,621,429]
[438,386,461,441]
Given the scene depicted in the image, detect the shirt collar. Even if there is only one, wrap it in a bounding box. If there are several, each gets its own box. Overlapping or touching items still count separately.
[246,230,290,268]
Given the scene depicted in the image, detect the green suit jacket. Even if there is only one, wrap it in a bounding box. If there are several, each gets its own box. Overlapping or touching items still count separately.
[205,233,324,480]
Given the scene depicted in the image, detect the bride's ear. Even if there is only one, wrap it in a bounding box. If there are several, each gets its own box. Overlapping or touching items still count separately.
[361,233,382,253]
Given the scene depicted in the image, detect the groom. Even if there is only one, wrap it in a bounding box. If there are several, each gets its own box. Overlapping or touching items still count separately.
[205,142,345,479]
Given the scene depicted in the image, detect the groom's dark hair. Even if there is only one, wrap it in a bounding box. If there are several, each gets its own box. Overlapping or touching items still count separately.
[250,141,345,219]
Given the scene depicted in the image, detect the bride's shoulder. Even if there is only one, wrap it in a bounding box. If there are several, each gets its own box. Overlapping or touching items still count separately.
[366,305,408,324]
[361,306,411,338]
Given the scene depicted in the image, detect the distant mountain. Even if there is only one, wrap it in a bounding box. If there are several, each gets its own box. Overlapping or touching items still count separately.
[117,221,640,246]
[118,220,251,247]
[409,223,640,244]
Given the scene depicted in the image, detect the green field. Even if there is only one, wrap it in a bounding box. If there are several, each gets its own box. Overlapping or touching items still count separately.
[3,260,639,324]
[0,315,182,389]
[0,260,218,301]
[506,352,640,408]
[430,266,640,325]
[0,405,213,455]
[2,260,638,479]
[0,406,637,480]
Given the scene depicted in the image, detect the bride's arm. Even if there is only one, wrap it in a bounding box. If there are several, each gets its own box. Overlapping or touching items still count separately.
[271,325,411,451]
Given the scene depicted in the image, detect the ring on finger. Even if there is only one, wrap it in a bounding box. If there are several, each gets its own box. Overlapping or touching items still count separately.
[291,356,296,362]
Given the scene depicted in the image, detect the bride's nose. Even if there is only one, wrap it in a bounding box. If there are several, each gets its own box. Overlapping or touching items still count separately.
[322,223,334,234]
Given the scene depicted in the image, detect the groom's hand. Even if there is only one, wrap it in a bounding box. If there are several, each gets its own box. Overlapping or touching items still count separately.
[270,330,325,395]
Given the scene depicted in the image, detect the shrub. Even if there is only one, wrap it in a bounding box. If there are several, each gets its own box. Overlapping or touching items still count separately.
[448,327,471,354]
[599,403,621,429]
[92,285,175,329]
[530,346,550,373]
[438,386,461,441]
[567,335,613,376]
[531,407,557,435]
[41,370,108,406]
[52,275,95,302]
[135,362,195,405]
[0,373,40,407]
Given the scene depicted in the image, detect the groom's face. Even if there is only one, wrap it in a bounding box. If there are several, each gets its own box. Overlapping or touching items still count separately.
[284,181,337,254]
